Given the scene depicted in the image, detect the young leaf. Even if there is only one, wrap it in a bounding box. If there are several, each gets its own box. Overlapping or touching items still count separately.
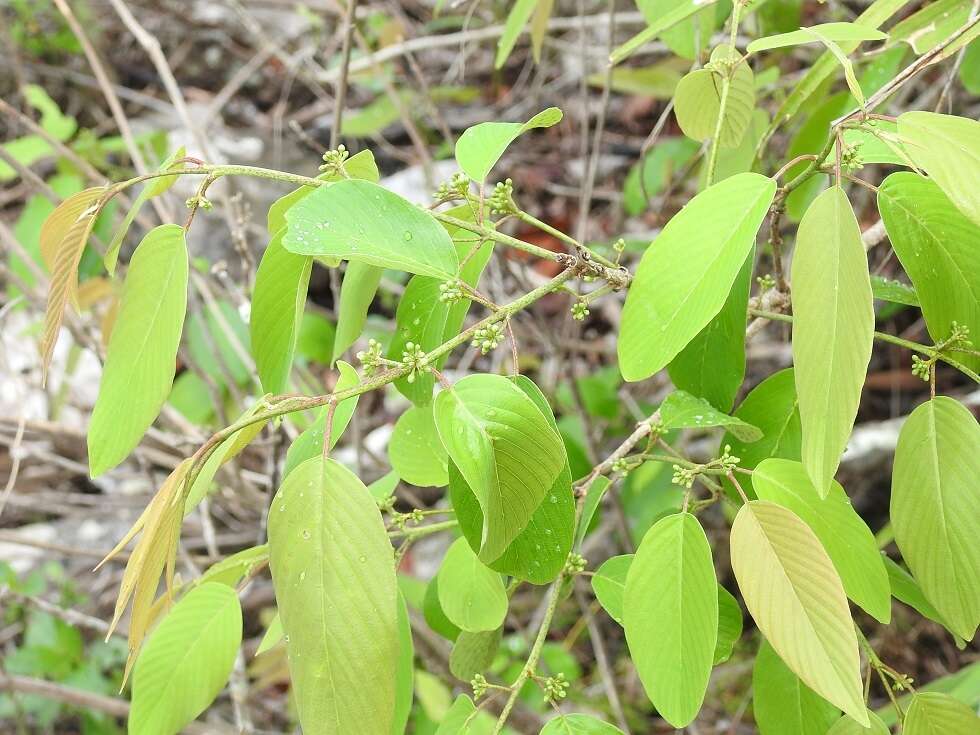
[891,397,980,640]
[129,583,242,735]
[753,458,891,623]
[904,692,980,734]
[389,406,449,487]
[437,538,507,633]
[333,262,384,363]
[495,0,536,69]
[624,513,718,728]
[730,501,867,724]
[251,229,313,394]
[434,374,566,564]
[283,179,459,278]
[791,186,873,497]
[878,172,980,372]
[268,457,399,735]
[721,369,801,499]
[667,247,753,412]
[619,172,775,382]
[40,188,105,378]
[659,390,762,442]
[826,711,890,735]
[752,640,841,735]
[282,361,360,478]
[88,225,188,476]
[592,554,632,625]
[674,45,755,148]
[898,112,980,227]
[747,23,887,54]
[539,714,626,734]
[455,107,563,183]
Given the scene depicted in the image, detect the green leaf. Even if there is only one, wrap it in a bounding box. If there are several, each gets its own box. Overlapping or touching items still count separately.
[760,0,906,148]
[904,692,980,734]
[387,235,493,405]
[635,0,724,61]
[659,390,762,442]
[539,714,625,734]
[870,275,919,307]
[753,458,891,623]
[674,45,755,148]
[624,513,717,727]
[129,583,242,735]
[889,0,971,54]
[393,592,414,735]
[611,0,721,64]
[891,396,980,640]
[722,369,801,499]
[589,61,682,98]
[730,500,866,724]
[591,554,632,625]
[826,711,890,735]
[449,628,501,682]
[296,311,336,364]
[424,576,461,642]
[283,179,458,278]
[752,640,841,735]
[0,85,77,181]
[185,299,251,388]
[251,230,313,394]
[791,186,873,497]
[667,245,753,412]
[623,138,699,216]
[747,22,886,54]
[282,361,360,478]
[883,558,948,630]
[575,475,610,549]
[714,585,742,664]
[803,29,866,107]
[437,538,507,633]
[333,262,384,363]
[878,172,980,372]
[898,112,980,227]
[455,108,563,183]
[434,374,566,564]
[435,695,478,735]
[268,150,380,236]
[88,225,188,476]
[495,0,536,68]
[268,457,398,735]
[389,406,449,487]
[619,172,775,382]
[450,375,574,584]
[256,612,283,655]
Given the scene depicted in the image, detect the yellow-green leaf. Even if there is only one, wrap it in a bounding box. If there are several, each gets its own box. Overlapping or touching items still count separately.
[268,457,398,735]
[752,640,841,734]
[88,225,188,476]
[904,692,980,734]
[674,45,755,148]
[791,186,873,496]
[455,108,563,183]
[730,501,866,724]
[753,458,891,623]
[390,405,449,487]
[747,23,886,54]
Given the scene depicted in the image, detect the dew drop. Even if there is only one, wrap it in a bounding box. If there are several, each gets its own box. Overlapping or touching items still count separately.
[549,495,558,504]
[359,555,367,563]
[299,571,306,581]
[403,231,413,241]
[544,529,552,536]
[302,530,311,540]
